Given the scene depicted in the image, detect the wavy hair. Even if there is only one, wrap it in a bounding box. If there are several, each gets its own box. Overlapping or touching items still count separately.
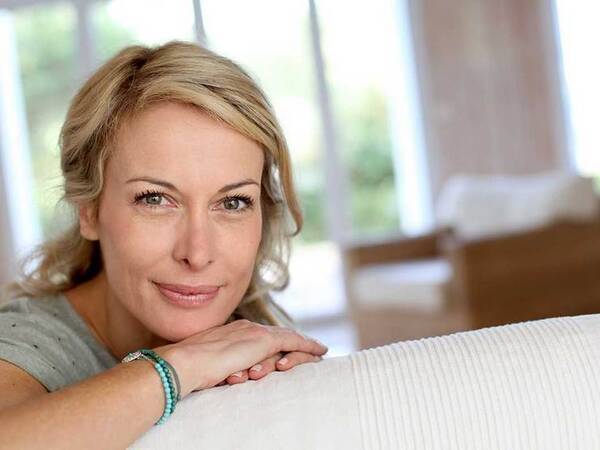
[4,40,302,328]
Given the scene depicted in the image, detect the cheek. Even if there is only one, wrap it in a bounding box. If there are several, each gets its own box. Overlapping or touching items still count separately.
[97,208,171,282]
[220,216,262,276]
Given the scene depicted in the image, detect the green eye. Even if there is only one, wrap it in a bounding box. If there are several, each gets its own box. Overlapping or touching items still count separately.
[133,190,167,207]
[222,195,254,212]
[224,198,240,210]
[146,194,163,205]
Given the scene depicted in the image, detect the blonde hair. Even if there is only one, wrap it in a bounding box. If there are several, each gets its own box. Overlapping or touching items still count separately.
[4,40,303,328]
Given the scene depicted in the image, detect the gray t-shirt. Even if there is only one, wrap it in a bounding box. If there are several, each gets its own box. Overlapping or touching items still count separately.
[0,293,118,392]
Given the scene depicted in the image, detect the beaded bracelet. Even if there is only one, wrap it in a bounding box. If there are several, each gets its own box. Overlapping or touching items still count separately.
[122,349,181,425]
[140,349,181,403]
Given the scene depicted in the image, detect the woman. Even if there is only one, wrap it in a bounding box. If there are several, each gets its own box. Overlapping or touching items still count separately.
[0,41,328,447]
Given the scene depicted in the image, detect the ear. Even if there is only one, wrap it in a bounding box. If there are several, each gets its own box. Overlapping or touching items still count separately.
[78,202,99,241]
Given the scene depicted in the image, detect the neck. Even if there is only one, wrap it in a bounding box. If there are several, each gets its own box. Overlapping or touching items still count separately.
[63,271,169,360]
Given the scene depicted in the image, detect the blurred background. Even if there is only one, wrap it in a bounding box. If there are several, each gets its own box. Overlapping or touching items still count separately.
[0,0,599,357]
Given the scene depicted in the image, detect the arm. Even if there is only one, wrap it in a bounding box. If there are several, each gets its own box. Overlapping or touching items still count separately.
[0,358,166,449]
[0,319,327,449]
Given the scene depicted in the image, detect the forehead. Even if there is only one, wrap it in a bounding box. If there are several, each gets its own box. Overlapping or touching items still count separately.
[109,102,264,185]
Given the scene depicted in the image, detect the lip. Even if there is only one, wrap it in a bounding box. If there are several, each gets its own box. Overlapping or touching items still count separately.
[155,282,221,295]
[153,282,221,308]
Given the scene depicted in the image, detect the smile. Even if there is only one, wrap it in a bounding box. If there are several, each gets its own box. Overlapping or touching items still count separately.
[153,282,220,308]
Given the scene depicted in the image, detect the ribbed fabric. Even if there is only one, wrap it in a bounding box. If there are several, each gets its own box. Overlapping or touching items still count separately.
[350,315,600,450]
[131,314,600,449]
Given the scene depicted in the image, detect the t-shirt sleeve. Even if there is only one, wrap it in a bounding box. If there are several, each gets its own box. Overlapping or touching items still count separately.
[0,312,73,392]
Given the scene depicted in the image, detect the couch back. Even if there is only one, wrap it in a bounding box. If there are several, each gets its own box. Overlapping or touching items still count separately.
[131,313,600,449]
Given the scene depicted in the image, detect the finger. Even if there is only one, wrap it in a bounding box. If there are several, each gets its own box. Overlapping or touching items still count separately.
[248,352,283,380]
[226,368,249,384]
[265,327,329,356]
[215,326,327,386]
[276,351,322,372]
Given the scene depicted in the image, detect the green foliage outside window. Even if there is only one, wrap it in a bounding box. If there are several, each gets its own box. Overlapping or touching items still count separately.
[339,87,399,239]
[15,4,77,239]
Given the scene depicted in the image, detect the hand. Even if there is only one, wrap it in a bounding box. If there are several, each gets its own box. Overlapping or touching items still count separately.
[155,319,328,397]
[216,350,323,386]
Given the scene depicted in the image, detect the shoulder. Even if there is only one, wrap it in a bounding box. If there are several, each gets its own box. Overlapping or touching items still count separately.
[0,294,82,343]
[0,294,116,391]
[0,295,66,342]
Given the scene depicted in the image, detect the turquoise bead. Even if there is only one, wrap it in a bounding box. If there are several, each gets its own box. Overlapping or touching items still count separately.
[140,348,180,426]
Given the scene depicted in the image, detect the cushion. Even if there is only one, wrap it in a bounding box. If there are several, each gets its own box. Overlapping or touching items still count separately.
[351,258,451,312]
[435,171,599,240]
[130,313,600,449]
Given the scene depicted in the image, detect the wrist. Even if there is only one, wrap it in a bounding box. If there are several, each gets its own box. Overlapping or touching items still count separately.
[122,349,180,425]
[154,345,201,397]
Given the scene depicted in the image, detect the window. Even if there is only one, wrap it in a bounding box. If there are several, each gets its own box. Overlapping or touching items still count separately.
[554,0,600,189]
[93,0,195,62]
[13,1,78,239]
[318,0,401,238]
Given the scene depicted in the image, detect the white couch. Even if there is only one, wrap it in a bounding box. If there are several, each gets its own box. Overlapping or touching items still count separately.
[130,313,600,449]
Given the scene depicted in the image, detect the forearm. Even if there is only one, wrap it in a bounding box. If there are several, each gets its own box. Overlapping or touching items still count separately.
[0,360,165,449]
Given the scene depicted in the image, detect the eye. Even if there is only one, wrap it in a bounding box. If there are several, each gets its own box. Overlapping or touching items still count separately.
[133,190,170,208]
[222,194,254,212]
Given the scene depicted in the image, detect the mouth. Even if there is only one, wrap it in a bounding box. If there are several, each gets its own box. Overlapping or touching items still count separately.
[153,281,221,307]
[154,282,221,295]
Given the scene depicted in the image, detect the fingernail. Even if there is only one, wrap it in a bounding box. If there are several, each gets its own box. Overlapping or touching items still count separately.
[250,364,262,372]
[231,371,243,378]
[278,357,288,365]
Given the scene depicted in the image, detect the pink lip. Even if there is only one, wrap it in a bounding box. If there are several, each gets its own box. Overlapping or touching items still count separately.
[154,282,220,295]
[153,282,221,309]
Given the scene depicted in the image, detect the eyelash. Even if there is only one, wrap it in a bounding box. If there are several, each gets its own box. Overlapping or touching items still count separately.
[132,189,255,213]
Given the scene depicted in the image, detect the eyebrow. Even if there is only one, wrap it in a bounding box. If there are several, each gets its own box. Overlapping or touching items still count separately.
[126,176,260,193]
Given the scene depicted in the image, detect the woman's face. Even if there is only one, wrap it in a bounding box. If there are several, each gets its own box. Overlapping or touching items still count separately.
[80,101,264,341]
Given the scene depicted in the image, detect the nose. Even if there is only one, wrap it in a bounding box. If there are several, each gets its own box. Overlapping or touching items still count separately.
[172,209,216,270]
